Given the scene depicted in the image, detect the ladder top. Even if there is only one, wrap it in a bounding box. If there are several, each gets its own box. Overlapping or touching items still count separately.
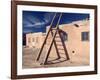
[51,28,57,30]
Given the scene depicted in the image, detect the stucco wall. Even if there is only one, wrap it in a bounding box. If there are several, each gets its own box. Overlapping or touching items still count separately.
[26,32,46,48]
[46,20,90,64]
[26,20,90,64]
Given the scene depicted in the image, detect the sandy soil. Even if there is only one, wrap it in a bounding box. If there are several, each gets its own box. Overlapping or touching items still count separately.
[22,46,89,69]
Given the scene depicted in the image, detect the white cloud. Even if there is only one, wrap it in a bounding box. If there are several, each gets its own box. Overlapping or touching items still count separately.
[27,15,40,24]
[26,22,46,28]
[23,29,33,33]
[24,14,48,28]
[23,12,55,28]
[43,13,54,23]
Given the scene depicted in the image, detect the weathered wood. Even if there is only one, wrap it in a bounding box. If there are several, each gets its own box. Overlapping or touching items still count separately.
[50,29,60,59]
[36,13,69,65]
[36,13,57,61]
[43,13,62,64]
[58,27,70,60]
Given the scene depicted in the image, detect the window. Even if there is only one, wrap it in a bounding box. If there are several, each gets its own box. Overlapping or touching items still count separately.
[36,37,38,43]
[32,38,34,42]
[28,37,31,43]
[61,32,68,41]
[81,32,89,41]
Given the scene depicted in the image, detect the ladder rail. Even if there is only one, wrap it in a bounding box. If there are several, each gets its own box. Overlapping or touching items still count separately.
[43,13,63,64]
[55,13,62,29]
[43,30,58,64]
[50,30,60,59]
[58,29,70,60]
[36,13,57,61]
[36,12,69,65]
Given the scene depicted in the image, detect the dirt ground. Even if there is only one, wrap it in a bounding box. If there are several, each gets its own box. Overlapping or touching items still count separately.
[22,46,89,69]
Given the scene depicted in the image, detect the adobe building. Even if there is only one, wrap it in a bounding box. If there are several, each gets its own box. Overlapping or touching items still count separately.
[26,19,90,65]
[26,32,46,48]
[60,19,90,64]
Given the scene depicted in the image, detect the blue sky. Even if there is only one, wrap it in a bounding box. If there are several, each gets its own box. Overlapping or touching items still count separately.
[23,11,89,33]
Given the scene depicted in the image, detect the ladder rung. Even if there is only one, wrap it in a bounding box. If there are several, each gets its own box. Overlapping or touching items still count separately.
[55,36,60,38]
[56,34,59,36]
[55,39,60,41]
[58,48,64,50]
[57,47,64,49]
[46,43,51,45]
[47,39,52,41]
[56,44,62,46]
[51,28,57,30]
[59,52,65,54]
[55,40,61,42]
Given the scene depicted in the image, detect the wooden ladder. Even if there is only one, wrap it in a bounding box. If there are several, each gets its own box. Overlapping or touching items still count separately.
[36,13,70,65]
